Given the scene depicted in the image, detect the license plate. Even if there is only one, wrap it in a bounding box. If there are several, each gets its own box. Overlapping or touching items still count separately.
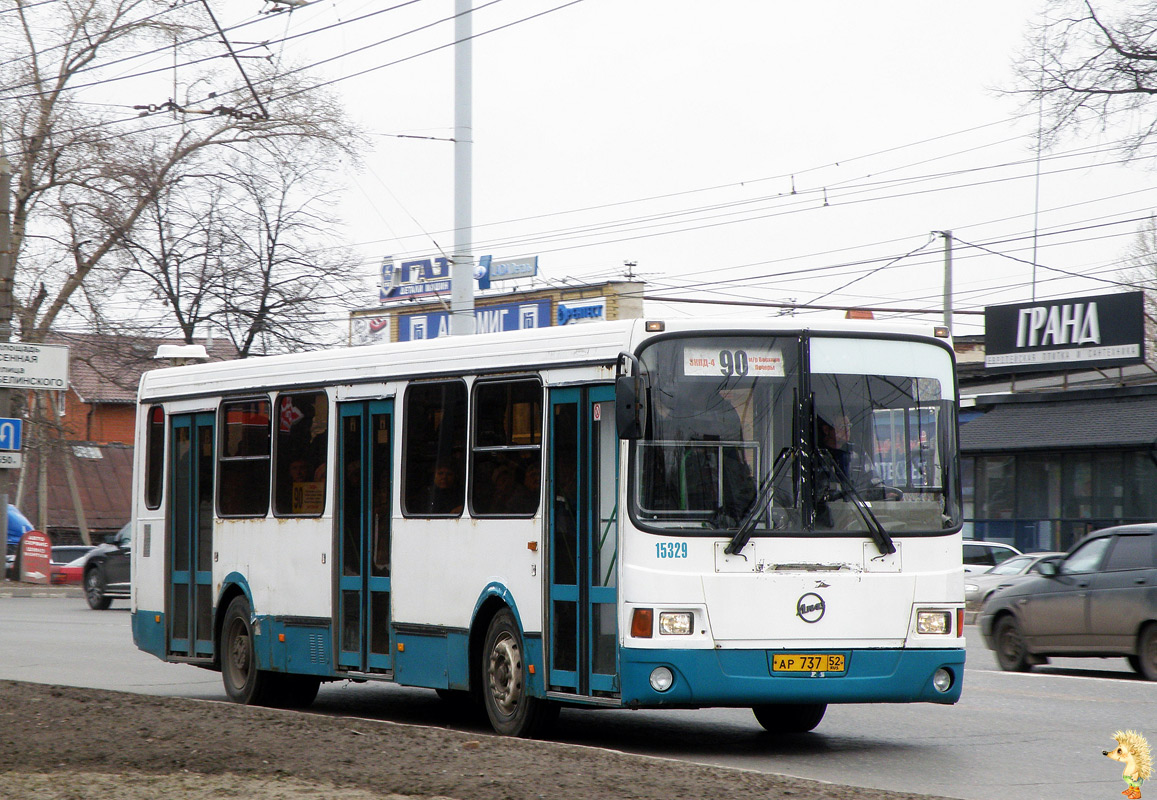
[772,653,846,673]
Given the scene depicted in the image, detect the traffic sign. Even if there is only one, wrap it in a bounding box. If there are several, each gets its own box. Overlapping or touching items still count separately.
[0,452,23,469]
[0,417,22,451]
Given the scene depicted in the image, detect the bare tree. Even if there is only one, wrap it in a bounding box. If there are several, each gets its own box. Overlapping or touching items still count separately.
[1012,1,1157,152]
[0,0,363,345]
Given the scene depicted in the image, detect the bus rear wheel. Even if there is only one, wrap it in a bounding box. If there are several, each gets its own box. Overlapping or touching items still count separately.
[481,609,556,737]
[221,596,274,705]
[752,703,827,733]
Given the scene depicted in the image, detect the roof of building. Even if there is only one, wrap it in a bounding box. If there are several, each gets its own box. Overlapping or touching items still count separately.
[960,392,1157,452]
[15,442,133,536]
[49,332,240,404]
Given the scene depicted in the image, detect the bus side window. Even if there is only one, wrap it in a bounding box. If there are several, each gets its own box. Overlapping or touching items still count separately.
[144,405,164,509]
[470,379,542,517]
[219,398,272,517]
[273,391,328,516]
[403,381,467,517]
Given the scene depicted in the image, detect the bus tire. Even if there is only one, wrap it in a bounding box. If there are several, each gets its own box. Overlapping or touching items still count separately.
[268,674,322,709]
[481,608,555,737]
[221,595,274,705]
[752,703,827,733]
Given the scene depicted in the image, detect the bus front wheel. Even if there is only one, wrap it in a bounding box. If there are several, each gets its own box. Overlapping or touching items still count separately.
[752,703,827,733]
[481,609,557,737]
[221,596,273,705]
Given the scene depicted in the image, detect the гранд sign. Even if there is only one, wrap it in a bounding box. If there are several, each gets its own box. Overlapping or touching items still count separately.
[983,292,1145,374]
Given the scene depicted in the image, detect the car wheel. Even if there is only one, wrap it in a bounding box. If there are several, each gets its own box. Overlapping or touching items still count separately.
[220,596,274,705]
[994,616,1031,672]
[1133,625,1157,681]
[752,703,827,733]
[84,566,112,610]
[481,608,557,737]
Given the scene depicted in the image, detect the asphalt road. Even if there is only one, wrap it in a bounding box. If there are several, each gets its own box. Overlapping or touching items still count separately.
[1,593,1153,800]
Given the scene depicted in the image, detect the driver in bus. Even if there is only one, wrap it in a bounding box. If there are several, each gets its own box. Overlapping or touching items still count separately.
[817,415,891,502]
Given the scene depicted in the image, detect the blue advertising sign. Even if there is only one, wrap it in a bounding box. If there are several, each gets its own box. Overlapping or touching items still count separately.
[557,298,607,325]
[399,299,552,341]
[380,256,453,302]
[0,417,22,451]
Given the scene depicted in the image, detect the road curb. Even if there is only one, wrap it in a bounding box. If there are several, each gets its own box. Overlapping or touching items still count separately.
[0,584,84,599]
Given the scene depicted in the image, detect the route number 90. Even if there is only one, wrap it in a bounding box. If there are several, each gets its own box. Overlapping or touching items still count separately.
[718,349,749,377]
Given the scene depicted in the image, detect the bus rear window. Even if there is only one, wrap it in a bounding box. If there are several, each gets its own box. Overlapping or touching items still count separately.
[219,398,271,516]
[145,405,164,509]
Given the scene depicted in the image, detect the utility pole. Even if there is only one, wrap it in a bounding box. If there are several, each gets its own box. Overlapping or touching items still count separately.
[938,230,953,332]
[449,0,475,336]
[0,157,13,580]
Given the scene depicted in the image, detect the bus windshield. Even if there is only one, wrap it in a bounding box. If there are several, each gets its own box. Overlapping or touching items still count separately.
[631,334,960,536]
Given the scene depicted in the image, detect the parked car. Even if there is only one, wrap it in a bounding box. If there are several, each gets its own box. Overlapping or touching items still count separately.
[979,524,1157,679]
[49,545,95,585]
[83,524,131,609]
[962,540,1022,573]
[964,551,1063,613]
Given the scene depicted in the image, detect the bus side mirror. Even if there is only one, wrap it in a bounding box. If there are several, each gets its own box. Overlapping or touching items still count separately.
[616,375,646,440]
[615,352,647,440]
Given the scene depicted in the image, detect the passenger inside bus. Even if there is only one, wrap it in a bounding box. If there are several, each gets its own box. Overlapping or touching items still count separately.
[423,461,463,515]
[816,415,892,502]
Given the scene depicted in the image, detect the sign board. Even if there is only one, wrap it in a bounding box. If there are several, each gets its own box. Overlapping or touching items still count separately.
[0,417,21,451]
[18,530,51,585]
[0,342,69,389]
[984,291,1145,373]
[380,257,453,302]
[399,299,552,342]
[0,452,22,469]
[557,298,607,326]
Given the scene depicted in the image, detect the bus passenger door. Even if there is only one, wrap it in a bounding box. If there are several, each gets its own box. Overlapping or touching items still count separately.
[168,412,215,661]
[336,400,394,674]
[547,385,619,699]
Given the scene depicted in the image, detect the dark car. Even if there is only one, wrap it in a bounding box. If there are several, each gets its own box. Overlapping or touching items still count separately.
[83,523,131,610]
[979,524,1157,679]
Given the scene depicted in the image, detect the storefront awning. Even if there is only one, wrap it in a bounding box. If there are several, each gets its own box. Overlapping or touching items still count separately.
[960,394,1157,453]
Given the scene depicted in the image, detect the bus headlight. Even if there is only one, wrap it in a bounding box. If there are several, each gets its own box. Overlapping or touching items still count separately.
[916,609,951,635]
[933,668,953,693]
[649,666,674,692]
[658,612,693,635]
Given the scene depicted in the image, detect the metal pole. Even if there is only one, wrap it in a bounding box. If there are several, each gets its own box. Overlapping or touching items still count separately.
[940,230,953,331]
[450,0,475,336]
[0,158,12,580]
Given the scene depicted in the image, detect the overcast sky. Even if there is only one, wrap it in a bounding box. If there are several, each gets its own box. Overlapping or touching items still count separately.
[238,0,1156,335]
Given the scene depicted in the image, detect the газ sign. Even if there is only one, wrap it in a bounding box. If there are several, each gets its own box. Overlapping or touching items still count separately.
[984,292,1145,373]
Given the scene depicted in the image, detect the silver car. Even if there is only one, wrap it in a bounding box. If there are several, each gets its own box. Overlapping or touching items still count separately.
[964,552,1063,613]
[979,525,1157,679]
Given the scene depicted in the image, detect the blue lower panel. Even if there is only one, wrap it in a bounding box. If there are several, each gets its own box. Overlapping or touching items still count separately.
[620,647,965,708]
[395,633,449,688]
[267,620,333,676]
[132,610,166,658]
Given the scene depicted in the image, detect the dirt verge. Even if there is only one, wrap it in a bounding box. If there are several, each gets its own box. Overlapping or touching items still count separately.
[0,680,954,800]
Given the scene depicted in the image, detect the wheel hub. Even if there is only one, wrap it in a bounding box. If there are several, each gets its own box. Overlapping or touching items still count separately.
[488,633,522,715]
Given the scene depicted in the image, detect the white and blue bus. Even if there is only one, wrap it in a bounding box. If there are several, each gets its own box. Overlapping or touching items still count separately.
[130,317,965,736]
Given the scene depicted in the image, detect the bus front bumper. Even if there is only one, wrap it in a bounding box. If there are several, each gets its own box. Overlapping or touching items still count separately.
[619,646,965,707]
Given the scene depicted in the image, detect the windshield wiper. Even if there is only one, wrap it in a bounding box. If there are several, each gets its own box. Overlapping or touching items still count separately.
[815,447,896,556]
[724,446,796,556]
